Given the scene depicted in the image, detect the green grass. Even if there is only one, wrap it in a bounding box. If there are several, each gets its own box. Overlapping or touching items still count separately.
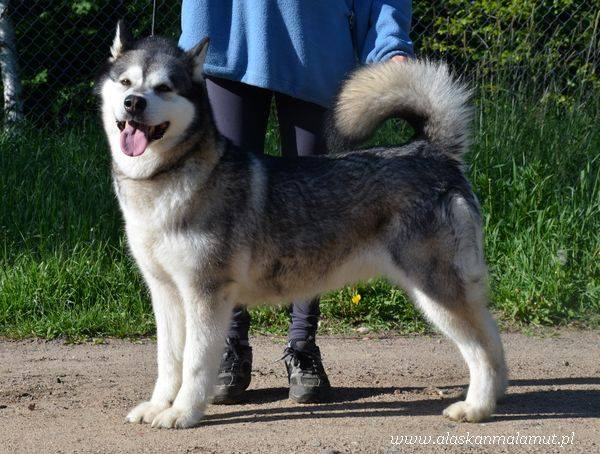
[1,92,598,339]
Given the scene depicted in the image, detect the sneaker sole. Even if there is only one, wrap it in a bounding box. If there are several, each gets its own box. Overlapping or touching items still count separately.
[289,386,330,404]
[211,386,248,405]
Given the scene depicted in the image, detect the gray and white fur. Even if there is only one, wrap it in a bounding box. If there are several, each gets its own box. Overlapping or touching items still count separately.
[98,23,507,429]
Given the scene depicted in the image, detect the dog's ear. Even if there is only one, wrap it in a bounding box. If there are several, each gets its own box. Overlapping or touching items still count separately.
[186,37,210,82]
[110,20,132,61]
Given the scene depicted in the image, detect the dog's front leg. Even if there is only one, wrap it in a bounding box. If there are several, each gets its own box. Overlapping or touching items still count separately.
[151,289,233,429]
[127,276,185,424]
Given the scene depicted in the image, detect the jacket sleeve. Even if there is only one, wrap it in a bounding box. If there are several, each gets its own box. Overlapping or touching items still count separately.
[361,0,413,63]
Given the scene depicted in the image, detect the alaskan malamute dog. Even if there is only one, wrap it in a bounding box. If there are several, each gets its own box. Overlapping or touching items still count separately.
[98,22,506,429]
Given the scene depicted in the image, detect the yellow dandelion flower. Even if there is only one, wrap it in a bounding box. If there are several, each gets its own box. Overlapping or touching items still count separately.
[351,293,361,305]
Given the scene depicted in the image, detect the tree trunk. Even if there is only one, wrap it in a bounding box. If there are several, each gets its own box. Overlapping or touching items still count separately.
[0,0,23,127]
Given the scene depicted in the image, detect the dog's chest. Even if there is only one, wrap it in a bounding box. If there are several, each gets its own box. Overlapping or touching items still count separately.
[115,176,209,277]
[115,174,196,228]
[126,222,216,284]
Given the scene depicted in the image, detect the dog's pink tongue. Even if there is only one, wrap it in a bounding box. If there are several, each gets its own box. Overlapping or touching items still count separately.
[120,123,149,157]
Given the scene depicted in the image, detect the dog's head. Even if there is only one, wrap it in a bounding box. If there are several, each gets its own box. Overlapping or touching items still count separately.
[97,21,209,177]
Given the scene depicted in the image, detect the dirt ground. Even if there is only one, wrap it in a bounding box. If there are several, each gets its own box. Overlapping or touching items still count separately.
[1,331,598,453]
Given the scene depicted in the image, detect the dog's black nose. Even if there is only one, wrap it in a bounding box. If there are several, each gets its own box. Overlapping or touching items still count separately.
[124,95,146,114]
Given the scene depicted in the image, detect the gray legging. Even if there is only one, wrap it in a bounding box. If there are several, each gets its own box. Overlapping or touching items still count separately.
[205,76,326,342]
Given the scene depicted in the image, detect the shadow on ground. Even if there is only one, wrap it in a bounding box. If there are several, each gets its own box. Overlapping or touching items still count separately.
[203,377,600,426]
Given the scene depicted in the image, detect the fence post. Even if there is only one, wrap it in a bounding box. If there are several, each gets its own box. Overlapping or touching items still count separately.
[0,0,23,128]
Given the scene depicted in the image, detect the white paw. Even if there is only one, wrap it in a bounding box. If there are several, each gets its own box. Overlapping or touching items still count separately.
[151,406,203,429]
[443,400,492,423]
[126,401,170,424]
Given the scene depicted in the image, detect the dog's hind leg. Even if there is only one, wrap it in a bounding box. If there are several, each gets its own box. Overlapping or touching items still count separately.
[151,288,234,429]
[127,276,185,424]
[407,282,506,422]
[390,199,506,422]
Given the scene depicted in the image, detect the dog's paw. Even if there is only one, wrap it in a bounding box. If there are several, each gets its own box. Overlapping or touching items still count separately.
[126,401,170,424]
[443,401,492,423]
[150,406,203,429]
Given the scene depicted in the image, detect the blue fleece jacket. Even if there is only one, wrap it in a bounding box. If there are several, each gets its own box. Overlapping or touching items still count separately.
[179,0,413,107]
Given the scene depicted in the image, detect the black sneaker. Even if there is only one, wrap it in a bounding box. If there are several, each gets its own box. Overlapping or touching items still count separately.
[212,337,252,404]
[282,337,331,403]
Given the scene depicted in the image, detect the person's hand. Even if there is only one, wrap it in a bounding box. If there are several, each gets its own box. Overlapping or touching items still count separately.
[391,55,408,63]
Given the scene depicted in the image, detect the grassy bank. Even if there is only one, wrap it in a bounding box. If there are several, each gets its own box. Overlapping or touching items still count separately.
[1,93,598,339]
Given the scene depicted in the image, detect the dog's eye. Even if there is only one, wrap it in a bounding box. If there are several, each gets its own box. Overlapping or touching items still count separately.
[120,78,131,87]
[154,84,172,93]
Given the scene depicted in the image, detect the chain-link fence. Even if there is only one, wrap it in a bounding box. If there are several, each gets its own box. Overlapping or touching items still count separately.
[1,1,598,125]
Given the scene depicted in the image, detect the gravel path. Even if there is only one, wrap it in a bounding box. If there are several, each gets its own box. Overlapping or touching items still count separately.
[1,331,599,453]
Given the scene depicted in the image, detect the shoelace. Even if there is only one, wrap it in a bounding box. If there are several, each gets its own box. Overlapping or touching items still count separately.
[279,346,322,373]
[222,338,243,370]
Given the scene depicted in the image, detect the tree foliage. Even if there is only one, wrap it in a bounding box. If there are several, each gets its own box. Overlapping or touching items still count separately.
[413,0,599,96]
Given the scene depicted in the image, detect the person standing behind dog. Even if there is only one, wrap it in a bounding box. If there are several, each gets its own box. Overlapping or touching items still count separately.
[179,0,413,404]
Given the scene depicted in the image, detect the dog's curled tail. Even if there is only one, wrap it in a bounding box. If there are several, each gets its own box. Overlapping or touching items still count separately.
[328,60,472,159]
